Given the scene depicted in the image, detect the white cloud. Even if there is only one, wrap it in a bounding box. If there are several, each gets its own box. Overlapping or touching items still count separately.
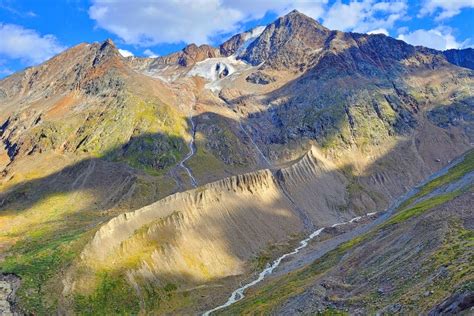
[0,23,65,64]
[118,48,133,57]
[367,28,389,36]
[323,0,407,33]
[419,0,474,20]
[143,49,159,58]
[89,0,244,45]
[88,0,328,46]
[87,0,470,52]
[397,27,466,50]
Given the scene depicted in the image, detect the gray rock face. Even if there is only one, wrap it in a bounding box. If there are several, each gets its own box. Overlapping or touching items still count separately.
[241,10,331,69]
[0,274,20,316]
[428,290,474,315]
[427,98,474,141]
[443,48,474,70]
[245,72,276,85]
[220,32,248,57]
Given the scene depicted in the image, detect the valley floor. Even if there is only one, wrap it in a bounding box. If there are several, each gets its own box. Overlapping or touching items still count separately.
[214,151,474,315]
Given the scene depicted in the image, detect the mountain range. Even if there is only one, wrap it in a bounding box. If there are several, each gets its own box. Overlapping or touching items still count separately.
[0,10,472,315]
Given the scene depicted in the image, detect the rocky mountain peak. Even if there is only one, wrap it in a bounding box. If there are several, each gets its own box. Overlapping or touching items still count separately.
[93,38,122,66]
[101,38,116,49]
[241,9,331,69]
[155,43,220,67]
[282,9,329,31]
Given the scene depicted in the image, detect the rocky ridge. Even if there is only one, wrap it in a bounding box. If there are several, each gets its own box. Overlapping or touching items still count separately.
[0,9,472,315]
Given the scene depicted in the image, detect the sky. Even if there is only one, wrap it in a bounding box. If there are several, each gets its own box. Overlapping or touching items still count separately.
[0,0,473,78]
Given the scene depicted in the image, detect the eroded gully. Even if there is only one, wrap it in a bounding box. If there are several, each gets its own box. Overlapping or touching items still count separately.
[202,151,470,315]
[179,115,198,187]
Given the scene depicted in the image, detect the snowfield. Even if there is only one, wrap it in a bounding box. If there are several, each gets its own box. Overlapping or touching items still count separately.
[187,56,254,92]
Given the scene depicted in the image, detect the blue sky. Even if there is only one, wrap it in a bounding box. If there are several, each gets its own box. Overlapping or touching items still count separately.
[0,0,473,78]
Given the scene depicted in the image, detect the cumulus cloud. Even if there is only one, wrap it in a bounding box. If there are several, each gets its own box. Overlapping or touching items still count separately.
[143,49,159,58]
[419,0,474,20]
[118,48,133,57]
[88,0,327,46]
[397,27,466,50]
[87,0,469,51]
[0,23,65,64]
[367,28,389,36]
[323,0,407,33]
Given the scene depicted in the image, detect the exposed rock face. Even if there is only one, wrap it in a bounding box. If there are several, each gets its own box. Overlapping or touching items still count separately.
[0,274,20,316]
[0,39,125,104]
[242,10,331,69]
[219,26,266,57]
[443,48,474,70]
[0,8,473,316]
[220,32,249,57]
[246,72,276,85]
[176,44,221,67]
[240,22,472,153]
[140,43,221,68]
[427,97,474,142]
[429,290,474,315]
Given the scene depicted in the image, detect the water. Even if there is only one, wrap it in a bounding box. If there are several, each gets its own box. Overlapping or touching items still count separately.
[202,213,376,315]
[202,150,471,315]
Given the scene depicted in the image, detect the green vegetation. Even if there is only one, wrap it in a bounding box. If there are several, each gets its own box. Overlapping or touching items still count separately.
[317,308,349,316]
[1,223,93,314]
[101,96,188,176]
[186,115,255,181]
[74,272,140,315]
[400,149,473,210]
[393,222,474,312]
[186,131,226,179]
[383,191,461,226]
[74,271,188,315]
[254,253,271,270]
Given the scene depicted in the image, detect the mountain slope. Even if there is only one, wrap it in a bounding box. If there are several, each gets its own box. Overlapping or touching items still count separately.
[217,150,474,315]
[0,9,472,315]
[241,10,331,70]
[443,48,474,70]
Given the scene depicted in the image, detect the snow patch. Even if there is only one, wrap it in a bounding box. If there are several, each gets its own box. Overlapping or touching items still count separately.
[118,48,133,57]
[235,25,266,57]
[187,56,253,92]
[188,58,237,82]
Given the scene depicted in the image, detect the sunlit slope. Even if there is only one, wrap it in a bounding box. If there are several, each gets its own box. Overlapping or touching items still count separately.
[220,151,473,315]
